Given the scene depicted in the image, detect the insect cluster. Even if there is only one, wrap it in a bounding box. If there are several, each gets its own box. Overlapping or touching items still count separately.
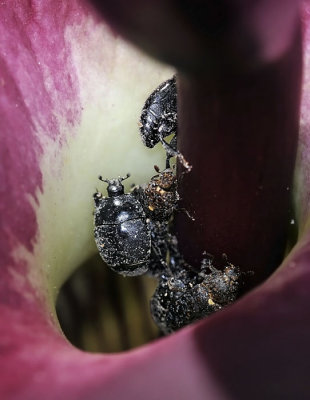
[94,76,243,334]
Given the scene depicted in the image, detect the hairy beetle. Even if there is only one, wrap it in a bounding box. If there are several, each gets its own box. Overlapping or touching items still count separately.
[133,165,179,222]
[150,258,241,334]
[94,174,151,276]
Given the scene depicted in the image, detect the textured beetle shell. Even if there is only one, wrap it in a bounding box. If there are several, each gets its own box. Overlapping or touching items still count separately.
[136,169,179,222]
[94,193,151,276]
[150,265,241,334]
[150,273,219,334]
[139,76,177,148]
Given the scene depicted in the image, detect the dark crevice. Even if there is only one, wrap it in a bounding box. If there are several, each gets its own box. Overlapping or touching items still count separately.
[56,254,159,353]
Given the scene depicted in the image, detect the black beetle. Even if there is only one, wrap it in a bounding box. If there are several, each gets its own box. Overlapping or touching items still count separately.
[139,76,191,170]
[133,165,179,222]
[93,174,151,276]
[139,76,177,150]
[150,259,241,334]
[94,165,181,277]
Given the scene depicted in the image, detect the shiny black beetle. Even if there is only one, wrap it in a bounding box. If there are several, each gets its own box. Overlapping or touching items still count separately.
[139,76,191,170]
[139,76,177,150]
[94,166,180,277]
[93,174,151,276]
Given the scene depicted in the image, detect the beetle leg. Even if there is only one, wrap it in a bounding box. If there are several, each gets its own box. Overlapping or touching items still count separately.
[159,135,192,172]
[150,242,171,274]
[176,207,195,221]
[93,191,103,206]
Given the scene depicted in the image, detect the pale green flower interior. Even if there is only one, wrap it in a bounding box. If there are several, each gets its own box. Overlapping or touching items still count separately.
[30,18,174,310]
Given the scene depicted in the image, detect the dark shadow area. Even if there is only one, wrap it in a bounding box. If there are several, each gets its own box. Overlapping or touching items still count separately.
[56,254,159,353]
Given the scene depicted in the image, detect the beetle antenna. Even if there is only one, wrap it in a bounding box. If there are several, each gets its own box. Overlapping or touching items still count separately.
[119,173,130,182]
[159,135,192,172]
[98,175,110,183]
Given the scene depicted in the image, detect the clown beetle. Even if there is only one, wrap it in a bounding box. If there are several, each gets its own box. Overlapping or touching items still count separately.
[93,174,151,276]
[94,165,181,277]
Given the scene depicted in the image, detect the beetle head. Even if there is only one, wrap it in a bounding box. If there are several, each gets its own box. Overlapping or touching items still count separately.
[98,173,130,197]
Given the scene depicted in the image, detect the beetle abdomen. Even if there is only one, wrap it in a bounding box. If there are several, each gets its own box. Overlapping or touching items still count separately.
[94,219,150,276]
[94,193,151,276]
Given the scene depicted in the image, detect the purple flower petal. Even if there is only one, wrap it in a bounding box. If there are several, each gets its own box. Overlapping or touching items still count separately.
[296,2,310,231]
[1,1,310,399]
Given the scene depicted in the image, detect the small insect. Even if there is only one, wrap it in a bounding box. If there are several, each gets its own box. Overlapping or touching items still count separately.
[94,166,180,277]
[139,76,191,170]
[150,259,241,334]
[134,165,179,222]
[139,76,177,150]
[93,174,151,276]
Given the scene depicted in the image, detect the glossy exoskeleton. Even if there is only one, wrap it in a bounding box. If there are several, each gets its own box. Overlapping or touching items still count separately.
[93,174,151,276]
[139,76,191,171]
[150,259,241,334]
[94,166,180,277]
[139,76,177,149]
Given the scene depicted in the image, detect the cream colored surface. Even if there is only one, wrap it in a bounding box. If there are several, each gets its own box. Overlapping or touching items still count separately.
[30,16,173,305]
